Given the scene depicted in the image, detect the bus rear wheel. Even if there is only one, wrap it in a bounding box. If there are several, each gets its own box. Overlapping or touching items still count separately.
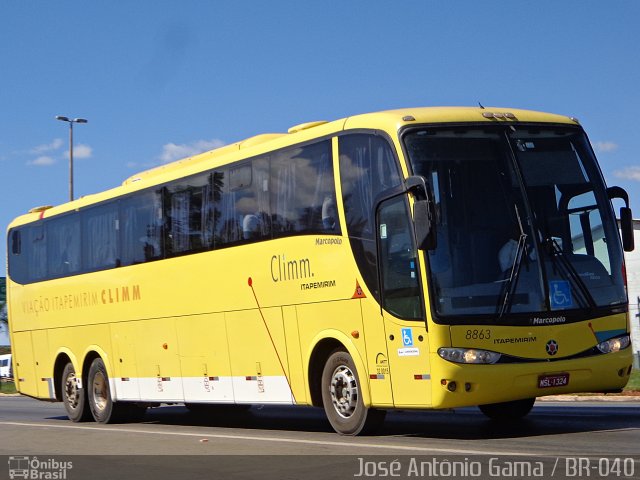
[478,397,536,421]
[321,349,385,435]
[87,357,139,423]
[61,362,92,422]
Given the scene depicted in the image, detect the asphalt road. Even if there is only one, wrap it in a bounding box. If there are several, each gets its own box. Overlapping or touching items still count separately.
[1,395,639,479]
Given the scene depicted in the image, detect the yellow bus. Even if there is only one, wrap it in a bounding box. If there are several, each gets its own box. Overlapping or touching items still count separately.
[6,107,635,435]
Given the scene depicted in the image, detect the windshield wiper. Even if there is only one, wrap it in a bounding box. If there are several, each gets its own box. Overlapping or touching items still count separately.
[498,206,527,318]
[543,238,597,310]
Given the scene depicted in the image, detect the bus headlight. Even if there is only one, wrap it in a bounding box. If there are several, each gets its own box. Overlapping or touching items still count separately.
[596,335,630,354]
[438,347,501,364]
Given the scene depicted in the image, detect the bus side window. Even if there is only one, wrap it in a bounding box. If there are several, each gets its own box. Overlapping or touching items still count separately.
[270,140,337,236]
[28,225,47,281]
[120,190,164,265]
[378,196,423,320]
[83,203,119,270]
[11,230,21,255]
[47,214,81,277]
[164,173,211,256]
[216,157,271,247]
[215,168,241,246]
[8,229,28,284]
[339,133,402,301]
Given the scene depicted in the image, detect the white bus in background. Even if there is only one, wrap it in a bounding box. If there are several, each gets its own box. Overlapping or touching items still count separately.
[0,354,12,378]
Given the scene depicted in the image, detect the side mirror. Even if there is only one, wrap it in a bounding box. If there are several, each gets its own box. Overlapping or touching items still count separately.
[620,207,635,252]
[607,186,634,252]
[414,199,436,250]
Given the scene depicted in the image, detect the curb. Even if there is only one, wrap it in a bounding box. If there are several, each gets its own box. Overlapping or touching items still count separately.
[538,394,640,402]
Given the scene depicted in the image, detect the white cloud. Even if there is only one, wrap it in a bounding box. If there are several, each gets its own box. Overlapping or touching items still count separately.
[66,144,93,159]
[613,166,640,182]
[27,138,92,165]
[28,156,56,166]
[31,138,64,154]
[594,141,619,153]
[159,138,225,163]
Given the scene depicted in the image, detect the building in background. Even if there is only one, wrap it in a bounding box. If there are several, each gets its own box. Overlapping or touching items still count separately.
[625,220,640,368]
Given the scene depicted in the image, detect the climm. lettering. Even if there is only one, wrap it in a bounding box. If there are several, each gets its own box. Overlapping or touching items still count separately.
[270,254,313,282]
[101,285,141,304]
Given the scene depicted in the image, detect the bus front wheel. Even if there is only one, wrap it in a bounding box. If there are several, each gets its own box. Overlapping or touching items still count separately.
[321,349,385,435]
[61,362,92,422]
[87,357,137,423]
[478,397,536,421]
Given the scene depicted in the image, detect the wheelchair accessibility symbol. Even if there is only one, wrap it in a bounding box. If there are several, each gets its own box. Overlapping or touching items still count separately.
[401,328,414,347]
[550,281,572,310]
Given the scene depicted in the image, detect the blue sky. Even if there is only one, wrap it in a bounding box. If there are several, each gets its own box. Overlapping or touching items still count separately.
[1,0,639,285]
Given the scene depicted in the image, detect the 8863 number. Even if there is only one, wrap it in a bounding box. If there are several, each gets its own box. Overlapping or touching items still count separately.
[465,329,491,340]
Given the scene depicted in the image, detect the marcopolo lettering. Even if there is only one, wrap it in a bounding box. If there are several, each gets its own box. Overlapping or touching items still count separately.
[531,316,567,325]
[315,238,342,246]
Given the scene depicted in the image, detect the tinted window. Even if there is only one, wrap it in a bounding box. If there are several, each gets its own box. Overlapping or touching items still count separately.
[8,138,340,284]
[47,215,81,277]
[164,173,212,256]
[83,203,119,270]
[120,190,164,265]
[271,140,337,236]
[215,157,271,247]
[339,134,402,299]
[378,196,422,319]
[27,225,47,281]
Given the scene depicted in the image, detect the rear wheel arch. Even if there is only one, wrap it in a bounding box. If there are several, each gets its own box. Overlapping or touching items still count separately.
[81,346,114,400]
[86,356,138,423]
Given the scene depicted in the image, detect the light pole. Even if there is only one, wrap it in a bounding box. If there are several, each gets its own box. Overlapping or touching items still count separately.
[55,116,87,201]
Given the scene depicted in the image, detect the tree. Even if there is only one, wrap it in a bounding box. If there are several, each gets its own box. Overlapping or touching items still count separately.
[0,303,7,334]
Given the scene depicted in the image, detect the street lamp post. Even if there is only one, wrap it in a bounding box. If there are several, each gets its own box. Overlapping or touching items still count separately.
[55,116,88,201]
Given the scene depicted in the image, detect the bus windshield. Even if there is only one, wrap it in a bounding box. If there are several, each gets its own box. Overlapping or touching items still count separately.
[404,126,627,322]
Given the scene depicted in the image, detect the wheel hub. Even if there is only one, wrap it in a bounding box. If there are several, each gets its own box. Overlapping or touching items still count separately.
[330,365,358,418]
[64,373,79,409]
[92,371,108,412]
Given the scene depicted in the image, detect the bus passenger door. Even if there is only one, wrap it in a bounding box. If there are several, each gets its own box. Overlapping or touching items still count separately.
[377,196,432,407]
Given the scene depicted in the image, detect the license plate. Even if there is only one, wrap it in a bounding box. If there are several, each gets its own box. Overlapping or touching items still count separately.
[538,373,570,388]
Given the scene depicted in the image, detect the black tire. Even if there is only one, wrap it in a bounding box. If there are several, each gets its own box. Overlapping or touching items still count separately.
[478,397,536,421]
[61,362,92,422]
[86,357,131,423]
[321,349,386,435]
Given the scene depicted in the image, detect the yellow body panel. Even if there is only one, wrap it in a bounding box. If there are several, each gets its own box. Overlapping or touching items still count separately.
[450,314,628,359]
[6,106,631,413]
[430,348,631,409]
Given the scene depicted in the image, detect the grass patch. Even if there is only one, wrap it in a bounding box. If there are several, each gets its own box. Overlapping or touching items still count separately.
[0,380,17,394]
[624,369,640,392]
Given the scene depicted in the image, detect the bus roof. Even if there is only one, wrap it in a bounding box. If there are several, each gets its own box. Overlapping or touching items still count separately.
[8,106,577,229]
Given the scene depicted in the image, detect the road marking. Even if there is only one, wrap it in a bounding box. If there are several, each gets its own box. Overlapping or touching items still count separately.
[2,421,552,457]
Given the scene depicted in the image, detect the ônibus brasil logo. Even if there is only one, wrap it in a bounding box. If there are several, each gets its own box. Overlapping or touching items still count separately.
[8,456,73,479]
